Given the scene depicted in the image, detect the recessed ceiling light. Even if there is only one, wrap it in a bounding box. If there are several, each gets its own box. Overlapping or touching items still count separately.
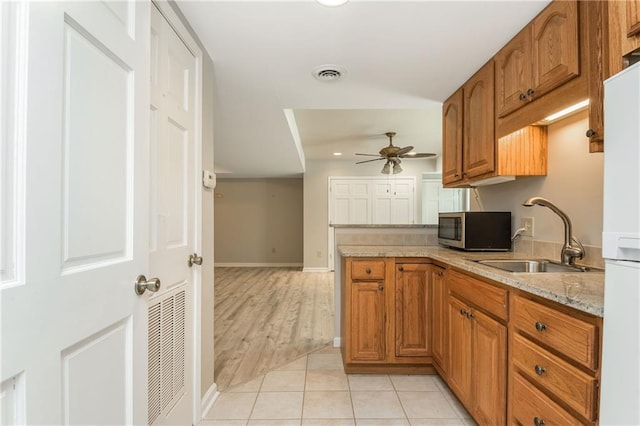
[312,64,346,82]
[333,152,342,156]
[316,0,349,7]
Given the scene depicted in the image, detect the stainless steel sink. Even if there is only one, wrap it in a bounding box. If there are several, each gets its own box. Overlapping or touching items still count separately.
[473,259,592,273]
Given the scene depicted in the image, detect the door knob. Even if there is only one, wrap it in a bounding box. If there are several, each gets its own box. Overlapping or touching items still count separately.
[188,253,203,267]
[135,275,161,295]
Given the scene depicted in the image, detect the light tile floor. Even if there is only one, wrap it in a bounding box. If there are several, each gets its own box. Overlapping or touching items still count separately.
[202,347,476,426]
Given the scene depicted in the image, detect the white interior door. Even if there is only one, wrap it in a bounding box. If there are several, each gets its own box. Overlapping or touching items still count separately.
[1,1,149,424]
[148,4,199,425]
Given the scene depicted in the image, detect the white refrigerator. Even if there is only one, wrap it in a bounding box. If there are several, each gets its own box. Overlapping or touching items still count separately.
[599,61,640,425]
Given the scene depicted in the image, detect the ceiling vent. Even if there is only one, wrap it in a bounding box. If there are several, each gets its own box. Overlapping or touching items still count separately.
[312,65,346,82]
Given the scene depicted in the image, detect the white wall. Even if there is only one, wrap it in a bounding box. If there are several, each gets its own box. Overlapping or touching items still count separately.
[303,158,438,268]
[476,110,604,247]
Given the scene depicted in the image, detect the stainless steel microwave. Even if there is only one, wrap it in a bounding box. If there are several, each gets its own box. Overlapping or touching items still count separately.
[438,212,511,251]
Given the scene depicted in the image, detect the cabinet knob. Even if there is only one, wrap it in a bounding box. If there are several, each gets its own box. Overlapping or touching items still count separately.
[586,129,596,138]
[398,266,404,272]
[535,322,547,332]
[519,93,527,101]
[534,365,547,375]
[466,311,474,319]
[533,416,545,426]
[454,173,460,178]
[365,268,371,274]
[460,308,467,316]
[527,88,535,97]
[437,271,444,277]
[378,284,384,291]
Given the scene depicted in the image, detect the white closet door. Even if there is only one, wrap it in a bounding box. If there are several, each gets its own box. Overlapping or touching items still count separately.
[1,1,150,424]
[148,4,199,425]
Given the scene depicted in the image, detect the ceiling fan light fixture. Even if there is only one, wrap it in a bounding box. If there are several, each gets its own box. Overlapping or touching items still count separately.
[381,161,391,174]
[393,162,402,174]
[316,0,349,7]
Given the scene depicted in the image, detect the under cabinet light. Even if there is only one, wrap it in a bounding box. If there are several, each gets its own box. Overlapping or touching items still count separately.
[542,99,590,123]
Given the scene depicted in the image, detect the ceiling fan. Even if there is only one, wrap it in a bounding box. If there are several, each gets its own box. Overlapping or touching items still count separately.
[356,132,436,174]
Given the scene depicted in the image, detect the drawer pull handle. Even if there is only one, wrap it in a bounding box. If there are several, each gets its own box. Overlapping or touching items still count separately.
[365,268,371,274]
[535,322,547,332]
[534,365,546,375]
[378,284,384,291]
[533,416,545,426]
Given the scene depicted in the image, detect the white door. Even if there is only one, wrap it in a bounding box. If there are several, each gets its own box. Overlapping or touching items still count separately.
[147,4,199,425]
[1,1,150,424]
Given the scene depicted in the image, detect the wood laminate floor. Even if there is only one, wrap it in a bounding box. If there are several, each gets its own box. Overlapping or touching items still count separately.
[214,267,334,390]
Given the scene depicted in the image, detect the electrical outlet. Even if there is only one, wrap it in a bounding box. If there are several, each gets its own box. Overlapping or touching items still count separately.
[522,217,534,237]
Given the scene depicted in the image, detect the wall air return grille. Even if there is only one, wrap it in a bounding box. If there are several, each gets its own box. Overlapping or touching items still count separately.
[147,290,186,425]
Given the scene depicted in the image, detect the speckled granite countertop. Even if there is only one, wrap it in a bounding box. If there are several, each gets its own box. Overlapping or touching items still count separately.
[338,245,605,317]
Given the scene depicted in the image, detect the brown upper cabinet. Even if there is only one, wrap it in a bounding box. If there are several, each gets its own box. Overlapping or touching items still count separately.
[495,0,579,118]
[628,0,640,37]
[442,62,495,186]
[442,89,463,186]
[463,61,496,181]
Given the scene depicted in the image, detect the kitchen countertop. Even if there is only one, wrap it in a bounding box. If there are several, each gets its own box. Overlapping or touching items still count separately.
[338,245,605,317]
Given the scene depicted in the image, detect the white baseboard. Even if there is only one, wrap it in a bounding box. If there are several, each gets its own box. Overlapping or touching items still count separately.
[200,383,219,421]
[333,337,341,347]
[302,267,330,272]
[214,262,303,268]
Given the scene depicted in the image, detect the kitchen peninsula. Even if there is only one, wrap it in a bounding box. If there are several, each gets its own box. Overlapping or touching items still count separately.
[338,245,604,425]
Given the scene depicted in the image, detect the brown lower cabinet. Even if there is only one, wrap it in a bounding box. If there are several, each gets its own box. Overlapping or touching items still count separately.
[447,273,508,426]
[340,257,602,425]
[341,257,433,373]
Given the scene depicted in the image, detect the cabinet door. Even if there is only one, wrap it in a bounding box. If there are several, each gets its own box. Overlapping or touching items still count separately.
[395,264,430,357]
[350,281,387,361]
[472,309,507,426]
[463,61,495,179]
[627,0,640,37]
[447,296,473,408]
[431,266,447,370]
[442,89,464,185]
[531,0,579,99]
[495,28,532,118]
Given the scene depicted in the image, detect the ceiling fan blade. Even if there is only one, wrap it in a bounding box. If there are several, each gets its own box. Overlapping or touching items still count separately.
[356,157,386,164]
[356,153,382,156]
[395,146,414,156]
[399,152,436,158]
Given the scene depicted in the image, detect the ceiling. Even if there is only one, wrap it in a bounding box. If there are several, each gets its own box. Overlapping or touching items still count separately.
[176,0,551,178]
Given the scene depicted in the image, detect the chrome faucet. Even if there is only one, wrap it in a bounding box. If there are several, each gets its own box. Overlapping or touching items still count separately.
[522,197,585,266]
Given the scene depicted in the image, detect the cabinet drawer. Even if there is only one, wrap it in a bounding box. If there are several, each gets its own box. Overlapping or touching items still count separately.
[448,269,508,320]
[512,334,598,421]
[512,296,598,370]
[351,259,385,280]
[512,373,582,426]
